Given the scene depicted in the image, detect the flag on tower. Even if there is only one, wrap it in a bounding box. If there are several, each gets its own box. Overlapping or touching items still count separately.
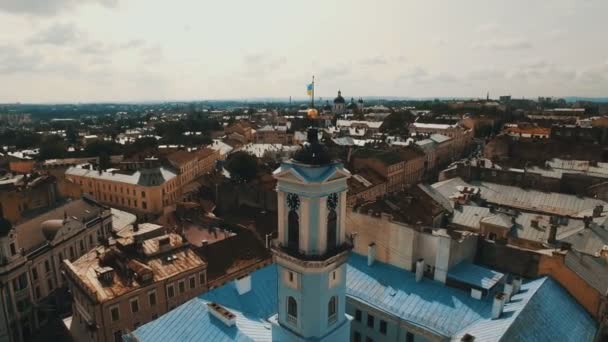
[306,83,314,96]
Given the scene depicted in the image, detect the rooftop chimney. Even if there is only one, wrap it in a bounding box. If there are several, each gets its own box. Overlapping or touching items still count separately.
[548,224,558,244]
[504,283,514,302]
[492,292,506,319]
[234,275,252,295]
[461,334,476,342]
[593,205,604,218]
[158,236,171,253]
[367,242,376,266]
[512,276,522,294]
[415,258,425,282]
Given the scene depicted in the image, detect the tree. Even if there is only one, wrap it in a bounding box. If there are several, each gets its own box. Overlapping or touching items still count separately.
[380,110,413,136]
[224,151,258,183]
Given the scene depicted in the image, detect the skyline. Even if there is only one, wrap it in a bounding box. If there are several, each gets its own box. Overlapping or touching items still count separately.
[1,0,607,103]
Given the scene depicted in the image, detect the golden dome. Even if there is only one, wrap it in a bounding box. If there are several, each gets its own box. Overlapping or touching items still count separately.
[307,108,319,119]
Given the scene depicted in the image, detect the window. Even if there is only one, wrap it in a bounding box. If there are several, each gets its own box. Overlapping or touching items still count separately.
[44,260,50,273]
[286,193,300,250]
[13,273,28,291]
[113,330,122,342]
[47,279,54,291]
[10,243,17,255]
[353,332,361,342]
[148,291,157,306]
[35,286,41,299]
[178,280,185,294]
[380,320,387,335]
[287,296,297,324]
[406,332,414,342]
[69,246,75,260]
[80,240,85,252]
[355,309,362,322]
[110,306,120,322]
[326,193,338,250]
[32,268,38,280]
[89,235,93,245]
[328,296,337,323]
[288,210,299,249]
[167,284,175,298]
[189,276,196,289]
[289,272,293,282]
[327,210,337,250]
[142,202,147,210]
[141,191,146,198]
[199,272,206,286]
[130,298,139,313]
[367,314,374,328]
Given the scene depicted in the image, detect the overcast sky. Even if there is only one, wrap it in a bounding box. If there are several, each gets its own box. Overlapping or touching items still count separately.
[1,0,607,103]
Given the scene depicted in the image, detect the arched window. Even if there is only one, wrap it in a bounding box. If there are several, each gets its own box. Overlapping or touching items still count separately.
[326,193,338,251]
[328,296,337,322]
[327,210,337,250]
[287,194,300,250]
[288,211,299,250]
[287,296,298,324]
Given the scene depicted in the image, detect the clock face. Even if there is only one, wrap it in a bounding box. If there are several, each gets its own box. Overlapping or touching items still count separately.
[287,193,300,210]
[327,193,338,210]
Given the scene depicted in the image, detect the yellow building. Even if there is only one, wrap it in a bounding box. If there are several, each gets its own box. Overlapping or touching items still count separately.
[64,148,220,217]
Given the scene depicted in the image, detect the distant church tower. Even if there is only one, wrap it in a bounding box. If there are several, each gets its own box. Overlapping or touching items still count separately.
[333,90,346,114]
[270,129,352,341]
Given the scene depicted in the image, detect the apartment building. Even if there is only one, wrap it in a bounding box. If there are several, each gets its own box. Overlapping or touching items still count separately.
[64,149,218,217]
[64,224,207,342]
[0,173,59,224]
[352,147,425,193]
[0,197,112,342]
[410,122,473,159]
[255,126,292,144]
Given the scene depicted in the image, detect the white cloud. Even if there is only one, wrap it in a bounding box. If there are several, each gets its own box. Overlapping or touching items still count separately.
[0,0,118,16]
[472,38,532,50]
[27,23,81,45]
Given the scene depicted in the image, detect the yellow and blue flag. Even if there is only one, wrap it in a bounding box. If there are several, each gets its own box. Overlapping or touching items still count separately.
[306,83,314,96]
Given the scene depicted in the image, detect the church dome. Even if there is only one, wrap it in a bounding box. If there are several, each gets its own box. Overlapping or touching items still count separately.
[307,108,319,119]
[358,97,363,104]
[347,98,357,109]
[42,219,64,241]
[333,90,345,104]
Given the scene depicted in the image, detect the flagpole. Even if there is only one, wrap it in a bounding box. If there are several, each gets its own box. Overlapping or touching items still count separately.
[311,75,315,109]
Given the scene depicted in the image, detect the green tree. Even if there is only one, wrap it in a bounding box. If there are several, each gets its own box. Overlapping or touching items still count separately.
[380,110,413,136]
[224,151,258,183]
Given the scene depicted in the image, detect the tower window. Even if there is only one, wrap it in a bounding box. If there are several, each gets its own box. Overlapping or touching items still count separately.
[327,210,337,251]
[328,296,337,323]
[287,296,297,324]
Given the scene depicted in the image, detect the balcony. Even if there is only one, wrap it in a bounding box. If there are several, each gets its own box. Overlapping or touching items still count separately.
[272,243,352,269]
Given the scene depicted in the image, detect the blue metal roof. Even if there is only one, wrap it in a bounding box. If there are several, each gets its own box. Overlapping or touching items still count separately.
[127,265,277,342]
[347,254,490,337]
[453,277,598,341]
[447,261,504,290]
[129,254,597,341]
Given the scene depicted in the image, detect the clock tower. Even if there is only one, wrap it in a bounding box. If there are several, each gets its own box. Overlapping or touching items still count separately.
[270,128,352,341]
